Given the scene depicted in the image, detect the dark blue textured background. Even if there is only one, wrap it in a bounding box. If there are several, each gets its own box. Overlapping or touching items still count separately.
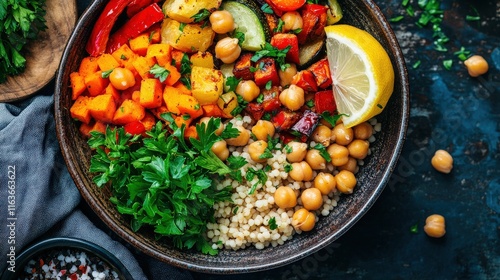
[75,0,500,279]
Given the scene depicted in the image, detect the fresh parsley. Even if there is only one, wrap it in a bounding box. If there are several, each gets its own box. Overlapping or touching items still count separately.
[149,64,170,82]
[0,0,47,83]
[251,43,290,71]
[269,217,278,230]
[88,117,247,255]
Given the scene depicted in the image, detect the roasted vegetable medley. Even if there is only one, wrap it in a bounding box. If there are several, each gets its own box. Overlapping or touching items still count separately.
[69,0,384,254]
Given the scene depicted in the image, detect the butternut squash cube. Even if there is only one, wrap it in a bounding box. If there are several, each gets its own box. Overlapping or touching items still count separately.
[140,78,163,108]
[190,66,223,105]
[146,43,172,67]
[79,56,99,77]
[97,53,120,72]
[84,71,109,97]
[70,72,87,100]
[129,33,151,56]
[88,94,116,123]
[70,96,92,124]
[113,99,146,125]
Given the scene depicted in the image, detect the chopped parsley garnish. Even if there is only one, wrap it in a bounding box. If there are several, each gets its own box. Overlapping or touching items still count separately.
[269,217,278,230]
[261,4,274,14]
[149,64,170,82]
[251,43,290,71]
[225,76,241,93]
[101,69,114,78]
[443,59,452,70]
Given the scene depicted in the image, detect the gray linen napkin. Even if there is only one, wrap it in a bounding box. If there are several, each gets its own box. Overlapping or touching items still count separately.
[0,92,192,279]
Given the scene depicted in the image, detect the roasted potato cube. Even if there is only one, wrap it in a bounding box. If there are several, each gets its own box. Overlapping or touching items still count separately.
[162,0,222,23]
[161,19,215,53]
[191,66,224,105]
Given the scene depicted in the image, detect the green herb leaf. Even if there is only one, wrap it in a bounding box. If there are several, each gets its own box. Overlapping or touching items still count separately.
[443,59,452,70]
[261,4,274,14]
[269,217,278,230]
[149,64,170,82]
[191,9,211,23]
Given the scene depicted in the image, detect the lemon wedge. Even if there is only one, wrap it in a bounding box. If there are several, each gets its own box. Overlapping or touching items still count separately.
[324,24,395,128]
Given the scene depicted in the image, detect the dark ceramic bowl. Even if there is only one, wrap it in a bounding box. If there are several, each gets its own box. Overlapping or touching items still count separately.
[0,237,133,280]
[54,0,409,274]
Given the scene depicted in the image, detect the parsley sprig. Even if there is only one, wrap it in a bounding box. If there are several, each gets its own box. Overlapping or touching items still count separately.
[88,117,246,255]
[0,0,47,83]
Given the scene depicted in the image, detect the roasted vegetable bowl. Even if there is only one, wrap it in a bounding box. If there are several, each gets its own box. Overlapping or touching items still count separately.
[55,0,409,273]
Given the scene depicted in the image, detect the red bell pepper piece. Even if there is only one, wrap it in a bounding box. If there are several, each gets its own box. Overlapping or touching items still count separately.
[124,120,146,135]
[291,70,318,92]
[297,4,329,44]
[126,0,161,17]
[254,58,280,87]
[314,90,336,115]
[261,86,281,112]
[270,33,300,65]
[86,0,134,56]
[245,102,265,121]
[272,110,302,131]
[106,3,164,53]
[308,58,332,89]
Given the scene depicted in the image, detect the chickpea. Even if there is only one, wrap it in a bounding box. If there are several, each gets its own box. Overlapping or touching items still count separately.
[300,187,323,211]
[109,67,135,90]
[292,208,316,231]
[424,214,446,238]
[236,80,260,102]
[289,161,313,182]
[464,55,489,77]
[279,64,298,87]
[327,143,349,166]
[209,10,236,34]
[314,172,336,195]
[353,122,373,140]
[347,139,369,159]
[281,11,303,32]
[225,125,250,146]
[305,149,326,170]
[248,140,269,163]
[285,141,308,162]
[431,149,453,173]
[279,84,304,111]
[311,125,331,147]
[215,37,241,64]
[199,117,224,135]
[335,170,357,194]
[274,186,297,209]
[252,120,275,141]
[211,140,229,161]
[332,123,354,145]
[337,157,358,173]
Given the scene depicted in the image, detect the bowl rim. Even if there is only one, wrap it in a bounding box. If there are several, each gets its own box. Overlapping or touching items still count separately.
[0,237,134,280]
[54,0,410,274]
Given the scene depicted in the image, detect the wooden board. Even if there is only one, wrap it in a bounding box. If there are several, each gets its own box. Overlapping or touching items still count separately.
[0,0,77,103]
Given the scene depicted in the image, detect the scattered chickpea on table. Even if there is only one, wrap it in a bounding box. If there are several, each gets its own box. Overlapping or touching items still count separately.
[424,214,446,238]
[464,55,489,77]
[431,149,454,174]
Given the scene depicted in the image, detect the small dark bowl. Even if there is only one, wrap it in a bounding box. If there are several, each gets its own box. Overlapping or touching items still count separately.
[0,237,133,280]
[54,0,409,274]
